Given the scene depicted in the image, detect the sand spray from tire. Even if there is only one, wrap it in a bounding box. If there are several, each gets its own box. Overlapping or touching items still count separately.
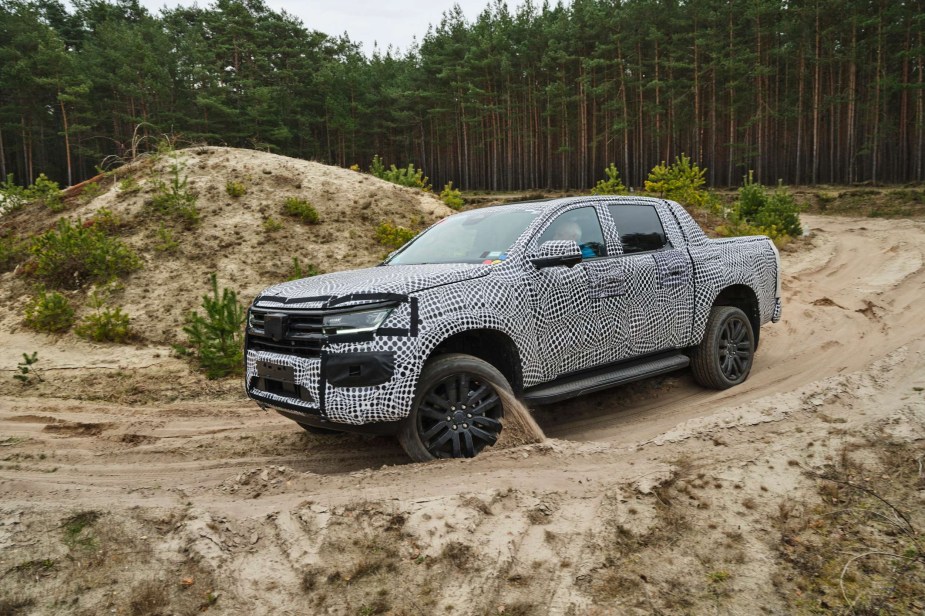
[496,388,546,447]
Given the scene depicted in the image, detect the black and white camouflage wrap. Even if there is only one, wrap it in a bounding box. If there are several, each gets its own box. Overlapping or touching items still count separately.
[245,196,781,425]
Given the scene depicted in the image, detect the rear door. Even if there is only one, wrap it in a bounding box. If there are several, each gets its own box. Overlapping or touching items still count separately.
[601,203,694,358]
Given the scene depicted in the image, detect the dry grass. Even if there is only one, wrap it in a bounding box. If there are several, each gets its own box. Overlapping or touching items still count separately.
[772,437,925,612]
[128,579,169,614]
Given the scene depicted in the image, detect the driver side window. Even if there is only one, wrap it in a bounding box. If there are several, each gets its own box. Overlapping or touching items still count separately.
[538,207,607,259]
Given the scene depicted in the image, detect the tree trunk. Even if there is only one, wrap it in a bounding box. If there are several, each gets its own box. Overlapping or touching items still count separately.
[0,126,6,182]
[59,96,73,187]
[811,2,821,185]
[846,19,857,184]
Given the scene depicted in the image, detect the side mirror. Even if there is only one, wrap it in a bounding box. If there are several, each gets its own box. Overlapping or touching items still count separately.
[530,240,583,269]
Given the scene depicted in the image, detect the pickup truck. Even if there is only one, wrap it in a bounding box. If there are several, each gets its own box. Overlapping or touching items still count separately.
[244,196,782,461]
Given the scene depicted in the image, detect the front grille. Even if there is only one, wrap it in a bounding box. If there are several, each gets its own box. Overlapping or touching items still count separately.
[246,307,325,358]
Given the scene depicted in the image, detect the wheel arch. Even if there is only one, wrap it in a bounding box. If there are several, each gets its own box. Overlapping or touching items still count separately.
[712,284,761,347]
[427,328,524,394]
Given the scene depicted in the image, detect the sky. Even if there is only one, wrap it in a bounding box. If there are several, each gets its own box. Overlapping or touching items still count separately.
[138,0,526,55]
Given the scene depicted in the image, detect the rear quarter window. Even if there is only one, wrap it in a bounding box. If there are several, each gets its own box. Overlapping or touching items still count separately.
[606,205,669,254]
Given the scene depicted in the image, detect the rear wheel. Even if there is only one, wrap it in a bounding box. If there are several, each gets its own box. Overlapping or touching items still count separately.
[398,354,510,462]
[691,306,755,389]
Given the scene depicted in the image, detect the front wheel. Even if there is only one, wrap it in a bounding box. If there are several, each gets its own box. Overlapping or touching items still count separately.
[691,306,755,389]
[398,354,510,462]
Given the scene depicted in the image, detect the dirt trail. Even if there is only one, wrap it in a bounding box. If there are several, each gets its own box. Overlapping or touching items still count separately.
[2,215,924,615]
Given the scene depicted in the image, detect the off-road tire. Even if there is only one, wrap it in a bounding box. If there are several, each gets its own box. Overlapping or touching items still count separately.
[691,306,755,389]
[398,353,511,462]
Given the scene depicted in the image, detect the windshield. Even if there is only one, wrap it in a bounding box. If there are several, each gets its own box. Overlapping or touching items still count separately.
[386,208,541,265]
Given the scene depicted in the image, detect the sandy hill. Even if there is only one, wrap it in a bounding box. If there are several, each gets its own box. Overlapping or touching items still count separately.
[0,147,453,354]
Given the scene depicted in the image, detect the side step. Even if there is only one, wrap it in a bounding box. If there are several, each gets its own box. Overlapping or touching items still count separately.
[522,353,690,405]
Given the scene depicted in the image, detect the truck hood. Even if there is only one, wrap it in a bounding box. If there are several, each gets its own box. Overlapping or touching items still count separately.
[254,263,492,308]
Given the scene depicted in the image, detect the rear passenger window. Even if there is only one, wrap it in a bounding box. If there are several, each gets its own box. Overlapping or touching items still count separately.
[607,205,668,254]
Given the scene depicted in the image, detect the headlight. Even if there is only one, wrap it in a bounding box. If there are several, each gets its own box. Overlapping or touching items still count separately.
[322,307,393,335]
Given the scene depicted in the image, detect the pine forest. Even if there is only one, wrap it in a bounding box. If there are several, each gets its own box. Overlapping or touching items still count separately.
[0,0,922,191]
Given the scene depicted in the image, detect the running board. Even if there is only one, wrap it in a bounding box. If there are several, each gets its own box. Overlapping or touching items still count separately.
[522,353,690,405]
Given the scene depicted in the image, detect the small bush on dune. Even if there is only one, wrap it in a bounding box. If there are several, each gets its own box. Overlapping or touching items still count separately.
[440,182,464,210]
[85,208,121,234]
[644,154,711,210]
[75,293,132,343]
[150,158,199,226]
[734,172,803,238]
[0,233,27,272]
[75,307,132,343]
[369,154,386,179]
[24,289,75,333]
[591,163,627,195]
[0,173,62,213]
[118,177,141,195]
[289,257,320,280]
[29,218,141,289]
[154,224,178,253]
[29,173,63,212]
[282,197,319,224]
[375,222,416,249]
[263,216,284,232]
[370,155,430,190]
[0,174,28,214]
[79,182,103,204]
[178,273,245,379]
[225,180,246,197]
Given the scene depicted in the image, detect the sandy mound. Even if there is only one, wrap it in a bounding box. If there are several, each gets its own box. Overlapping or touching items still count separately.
[0,146,453,347]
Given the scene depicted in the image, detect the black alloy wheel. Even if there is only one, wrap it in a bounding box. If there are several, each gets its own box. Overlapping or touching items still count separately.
[718,314,752,381]
[691,306,756,389]
[399,354,509,462]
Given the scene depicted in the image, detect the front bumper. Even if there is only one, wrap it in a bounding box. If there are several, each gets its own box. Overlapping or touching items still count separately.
[245,344,419,426]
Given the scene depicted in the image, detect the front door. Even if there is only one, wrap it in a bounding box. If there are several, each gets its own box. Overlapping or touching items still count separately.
[527,206,609,379]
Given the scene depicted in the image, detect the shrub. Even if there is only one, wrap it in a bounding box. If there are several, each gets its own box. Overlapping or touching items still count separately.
[440,182,464,210]
[0,233,27,272]
[225,180,246,197]
[29,218,141,289]
[369,154,386,179]
[14,351,42,385]
[715,218,765,239]
[85,208,121,234]
[735,172,802,238]
[591,163,627,195]
[370,155,430,190]
[155,224,178,253]
[79,182,103,204]
[24,289,75,333]
[384,164,430,190]
[118,177,141,195]
[282,197,319,224]
[0,174,28,215]
[30,173,63,212]
[375,222,416,249]
[150,158,199,226]
[76,305,132,343]
[179,273,245,379]
[754,188,802,238]
[644,154,710,209]
[289,257,320,281]
[0,173,64,213]
[263,216,284,233]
